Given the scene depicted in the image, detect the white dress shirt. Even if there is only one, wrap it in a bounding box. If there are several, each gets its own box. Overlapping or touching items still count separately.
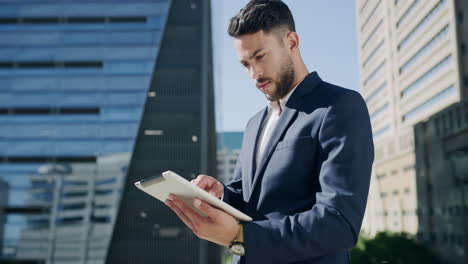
[221,81,303,200]
[256,82,301,166]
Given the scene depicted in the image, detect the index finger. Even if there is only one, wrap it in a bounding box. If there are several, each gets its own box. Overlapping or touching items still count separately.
[194,175,213,190]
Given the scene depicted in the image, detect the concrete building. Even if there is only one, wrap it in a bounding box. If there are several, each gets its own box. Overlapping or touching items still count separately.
[218,148,241,184]
[217,132,243,184]
[414,99,468,264]
[356,0,467,236]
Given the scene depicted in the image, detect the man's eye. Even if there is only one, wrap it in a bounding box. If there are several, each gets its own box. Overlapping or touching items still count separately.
[256,54,265,60]
[242,63,249,68]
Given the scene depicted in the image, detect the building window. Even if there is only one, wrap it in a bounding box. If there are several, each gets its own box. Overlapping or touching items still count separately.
[365,81,387,104]
[402,84,456,122]
[391,169,398,175]
[0,61,103,69]
[401,55,453,98]
[373,125,391,140]
[0,107,100,115]
[458,12,464,24]
[362,19,383,50]
[375,147,385,161]
[403,164,415,171]
[376,173,387,179]
[362,39,385,69]
[370,102,389,121]
[387,141,396,156]
[360,0,370,14]
[364,60,386,87]
[396,0,420,28]
[361,0,382,32]
[0,16,147,25]
[398,0,446,51]
[0,156,96,163]
[399,25,449,74]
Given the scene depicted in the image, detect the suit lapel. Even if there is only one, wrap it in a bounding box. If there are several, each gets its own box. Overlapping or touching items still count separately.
[243,108,268,196]
[247,105,299,201]
[245,72,323,202]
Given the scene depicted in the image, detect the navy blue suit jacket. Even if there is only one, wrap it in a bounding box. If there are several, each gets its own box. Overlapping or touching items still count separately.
[222,72,374,264]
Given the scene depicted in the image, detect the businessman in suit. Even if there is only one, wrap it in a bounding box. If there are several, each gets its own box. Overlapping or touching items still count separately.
[165,0,374,263]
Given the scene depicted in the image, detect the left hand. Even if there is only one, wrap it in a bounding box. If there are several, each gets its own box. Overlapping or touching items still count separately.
[165,194,240,247]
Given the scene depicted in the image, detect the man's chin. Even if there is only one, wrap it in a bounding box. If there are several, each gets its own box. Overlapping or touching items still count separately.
[259,86,281,101]
[264,94,280,101]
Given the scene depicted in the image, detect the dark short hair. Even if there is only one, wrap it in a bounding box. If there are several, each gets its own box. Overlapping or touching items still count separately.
[228,0,296,38]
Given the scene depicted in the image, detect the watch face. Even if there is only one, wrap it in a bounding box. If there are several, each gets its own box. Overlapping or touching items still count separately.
[230,243,245,256]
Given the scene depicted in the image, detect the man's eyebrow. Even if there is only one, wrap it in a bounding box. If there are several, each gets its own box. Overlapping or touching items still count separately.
[239,48,265,64]
[249,48,264,59]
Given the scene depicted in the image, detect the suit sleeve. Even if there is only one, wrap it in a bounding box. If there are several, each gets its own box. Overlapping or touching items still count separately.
[242,91,375,263]
[222,149,246,213]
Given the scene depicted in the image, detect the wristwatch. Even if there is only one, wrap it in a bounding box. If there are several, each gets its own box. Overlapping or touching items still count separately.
[229,223,245,256]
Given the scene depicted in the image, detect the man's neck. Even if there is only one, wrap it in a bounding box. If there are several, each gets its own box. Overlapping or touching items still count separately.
[291,67,310,91]
[278,69,310,101]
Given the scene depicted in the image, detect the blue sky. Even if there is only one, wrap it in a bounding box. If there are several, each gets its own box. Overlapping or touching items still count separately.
[211,0,360,132]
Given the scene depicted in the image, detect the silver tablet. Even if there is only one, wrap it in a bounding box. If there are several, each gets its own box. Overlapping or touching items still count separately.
[135,170,252,222]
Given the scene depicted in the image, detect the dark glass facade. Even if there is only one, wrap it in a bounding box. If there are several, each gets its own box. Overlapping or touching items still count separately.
[0,0,219,263]
[107,0,220,263]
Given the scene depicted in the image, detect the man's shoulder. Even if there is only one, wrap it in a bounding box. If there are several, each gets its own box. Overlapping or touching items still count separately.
[295,79,364,114]
[314,82,370,126]
[308,81,365,110]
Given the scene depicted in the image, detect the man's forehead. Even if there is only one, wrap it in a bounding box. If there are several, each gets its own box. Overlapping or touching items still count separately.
[234,32,269,59]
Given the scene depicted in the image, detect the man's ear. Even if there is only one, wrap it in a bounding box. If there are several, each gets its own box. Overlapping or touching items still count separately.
[287,32,299,51]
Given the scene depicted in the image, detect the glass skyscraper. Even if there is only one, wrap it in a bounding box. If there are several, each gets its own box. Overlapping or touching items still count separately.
[0,0,219,263]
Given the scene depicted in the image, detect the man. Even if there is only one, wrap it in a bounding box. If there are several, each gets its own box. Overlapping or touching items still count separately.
[165,0,374,263]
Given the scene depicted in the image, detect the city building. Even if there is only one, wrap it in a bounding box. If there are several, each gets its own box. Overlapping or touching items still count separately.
[356,0,467,236]
[414,99,468,264]
[13,154,129,263]
[106,0,220,263]
[217,132,243,184]
[0,179,7,257]
[0,0,218,263]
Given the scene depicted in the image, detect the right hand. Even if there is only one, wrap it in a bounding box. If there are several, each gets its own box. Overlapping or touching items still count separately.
[191,174,224,199]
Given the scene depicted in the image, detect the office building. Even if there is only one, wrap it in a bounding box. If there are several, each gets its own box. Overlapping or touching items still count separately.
[356,0,466,236]
[0,179,7,257]
[0,0,218,263]
[106,0,219,263]
[217,132,243,183]
[414,99,468,264]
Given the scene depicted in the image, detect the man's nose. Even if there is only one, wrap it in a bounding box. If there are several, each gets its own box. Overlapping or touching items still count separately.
[250,66,263,80]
